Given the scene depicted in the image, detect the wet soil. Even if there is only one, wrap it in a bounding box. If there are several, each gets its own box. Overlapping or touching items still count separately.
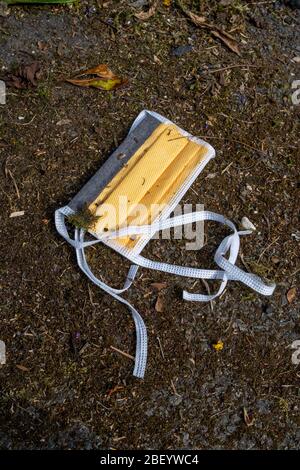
[0,0,299,450]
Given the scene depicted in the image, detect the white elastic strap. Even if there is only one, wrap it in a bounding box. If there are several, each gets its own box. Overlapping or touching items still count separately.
[55,207,147,378]
[55,206,276,378]
[108,211,275,300]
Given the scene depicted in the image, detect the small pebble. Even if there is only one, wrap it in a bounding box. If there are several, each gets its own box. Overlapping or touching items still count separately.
[171,45,193,57]
[241,216,256,231]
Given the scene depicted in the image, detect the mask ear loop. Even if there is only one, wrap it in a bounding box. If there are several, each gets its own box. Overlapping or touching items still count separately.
[182,230,240,302]
[55,205,276,378]
[112,210,275,299]
[75,228,147,379]
[55,206,147,379]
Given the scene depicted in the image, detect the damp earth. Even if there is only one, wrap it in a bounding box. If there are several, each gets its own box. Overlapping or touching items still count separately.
[0,1,299,449]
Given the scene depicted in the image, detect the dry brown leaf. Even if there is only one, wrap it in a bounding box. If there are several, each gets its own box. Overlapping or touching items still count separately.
[65,64,127,91]
[57,42,65,57]
[184,9,206,25]
[151,282,167,291]
[287,287,297,304]
[176,0,206,25]
[37,40,48,51]
[135,0,158,20]
[211,29,240,55]
[76,64,116,80]
[176,1,240,55]
[243,407,255,427]
[66,77,126,90]
[6,62,42,89]
[155,294,164,313]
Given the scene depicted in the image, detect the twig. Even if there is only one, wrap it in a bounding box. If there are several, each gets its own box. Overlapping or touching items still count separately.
[200,278,214,312]
[258,236,280,262]
[88,284,96,307]
[208,64,257,73]
[16,114,36,126]
[110,345,134,361]
[7,169,20,199]
[210,408,231,420]
[290,267,300,278]
[97,401,110,411]
[157,336,165,360]
[171,379,181,397]
[232,138,267,155]
[197,135,267,156]
[221,161,233,175]
[240,252,251,272]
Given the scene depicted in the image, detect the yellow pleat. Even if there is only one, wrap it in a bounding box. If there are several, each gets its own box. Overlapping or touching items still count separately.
[93,124,188,233]
[88,123,208,248]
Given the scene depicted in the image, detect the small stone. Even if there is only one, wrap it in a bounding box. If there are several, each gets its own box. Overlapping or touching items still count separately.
[291,231,300,241]
[9,211,25,218]
[241,216,256,231]
[130,0,148,7]
[257,399,271,415]
[182,432,190,447]
[233,319,248,332]
[171,45,193,57]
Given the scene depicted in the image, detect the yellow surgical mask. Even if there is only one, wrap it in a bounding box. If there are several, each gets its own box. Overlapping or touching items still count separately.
[88,123,208,249]
[56,110,276,379]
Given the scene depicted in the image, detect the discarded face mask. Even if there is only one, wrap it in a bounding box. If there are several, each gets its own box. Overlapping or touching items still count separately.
[55,110,275,378]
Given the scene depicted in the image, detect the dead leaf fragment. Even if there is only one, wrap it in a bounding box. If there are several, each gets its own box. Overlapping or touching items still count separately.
[65,64,127,91]
[176,0,206,24]
[66,77,125,91]
[155,294,164,312]
[16,364,30,372]
[176,1,240,55]
[57,42,65,57]
[151,282,167,291]
[135,0,158,20]
[37,40,48,51]
[163,0,172,6]
[243,407,255,427]
[153,54,162,65]
[183,8,206,25]
[287,287,297,304]
[211,29,240,55]
[77,64,116,80]
[6,62,42,89]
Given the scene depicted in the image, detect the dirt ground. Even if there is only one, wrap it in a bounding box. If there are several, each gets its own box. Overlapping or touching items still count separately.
[0,0,299,450]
